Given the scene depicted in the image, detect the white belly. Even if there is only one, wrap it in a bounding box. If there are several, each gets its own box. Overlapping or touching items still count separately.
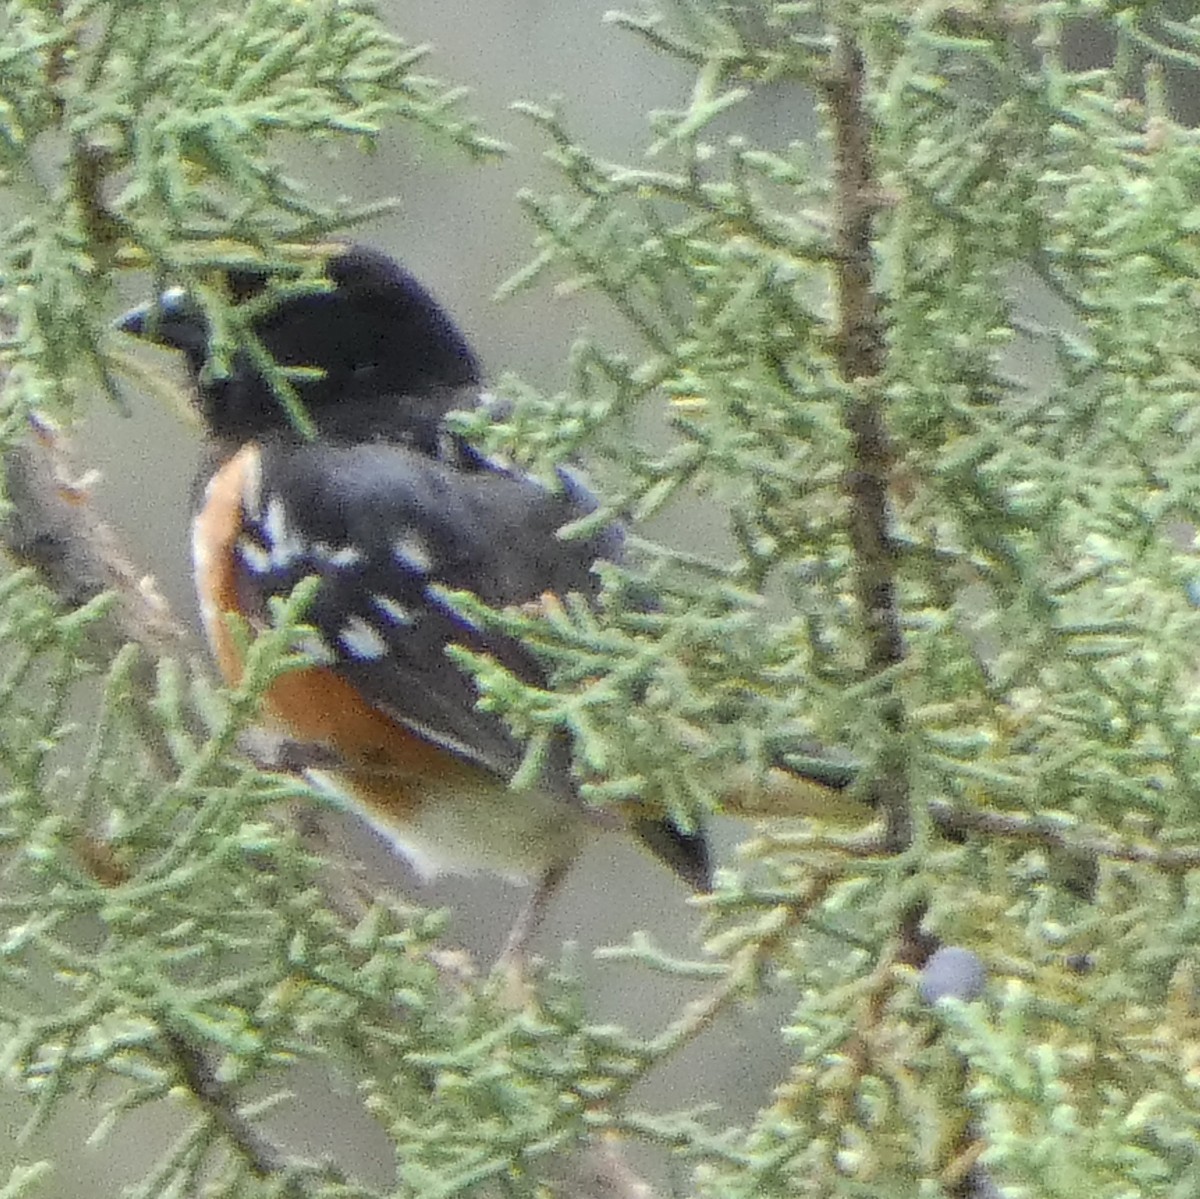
[306,768,589,883]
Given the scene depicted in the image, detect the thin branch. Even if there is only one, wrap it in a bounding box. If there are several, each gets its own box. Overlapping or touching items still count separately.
[752,799,1196,874]
[925,801,1189,873]
[823,30,912,855]
[160,1024,338,1198]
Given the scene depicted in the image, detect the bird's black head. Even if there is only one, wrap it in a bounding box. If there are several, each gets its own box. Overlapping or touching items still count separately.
[118,244,483,446]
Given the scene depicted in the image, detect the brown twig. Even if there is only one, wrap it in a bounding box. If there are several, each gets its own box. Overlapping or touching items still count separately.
[823,32,912,855]
[927,801,1186,872]
[817,25,971,1185]
[774,800,1187,877]
[750,799,1161,867]
[160,1024,338,1197]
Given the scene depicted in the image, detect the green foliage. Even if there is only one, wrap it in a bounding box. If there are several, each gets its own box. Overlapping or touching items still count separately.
[456,2,1200,1193]
[2,0,1200,1197]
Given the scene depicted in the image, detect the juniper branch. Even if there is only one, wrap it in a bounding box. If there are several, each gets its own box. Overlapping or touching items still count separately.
[824,29,911,854]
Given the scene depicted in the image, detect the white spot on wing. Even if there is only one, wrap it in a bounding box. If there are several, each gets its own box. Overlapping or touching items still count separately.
[338,615,387,661]
[263,494,307,569]
[237,536,271,575]
[313,542,363,568]
[264,495,287,545]
[371,592,414,625]
[393,530,433,575]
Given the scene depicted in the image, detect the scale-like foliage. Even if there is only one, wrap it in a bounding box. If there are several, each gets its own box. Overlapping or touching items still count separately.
[2,1,1200,1197]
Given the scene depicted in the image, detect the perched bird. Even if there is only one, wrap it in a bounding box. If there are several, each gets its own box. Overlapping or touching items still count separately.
[118,244,715,951]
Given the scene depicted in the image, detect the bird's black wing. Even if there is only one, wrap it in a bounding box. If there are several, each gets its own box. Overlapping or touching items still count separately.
[230,438,617,798]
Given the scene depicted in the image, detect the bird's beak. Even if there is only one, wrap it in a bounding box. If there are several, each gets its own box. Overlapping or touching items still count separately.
[115,303,147,335]
[114,287,190,342]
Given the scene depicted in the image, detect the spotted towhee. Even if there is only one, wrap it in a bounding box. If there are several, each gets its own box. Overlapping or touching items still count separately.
[119,244,721,946]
